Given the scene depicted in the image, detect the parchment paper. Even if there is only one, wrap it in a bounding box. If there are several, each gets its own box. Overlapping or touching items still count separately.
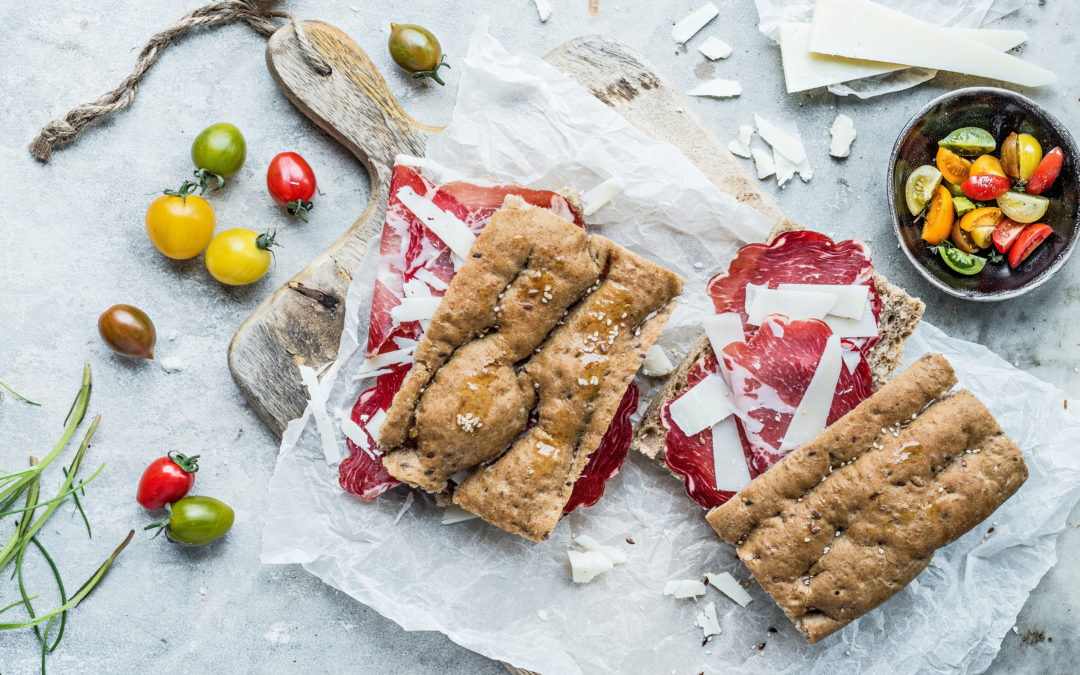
[261,22,1080,675]
[752,0,1028,98]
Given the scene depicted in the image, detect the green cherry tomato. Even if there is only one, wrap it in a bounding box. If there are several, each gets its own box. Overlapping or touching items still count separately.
[191,123,247,192]
[145,496,234,546]
[937,245,987,275]
[388,23,450,85]
[938,127,996,157]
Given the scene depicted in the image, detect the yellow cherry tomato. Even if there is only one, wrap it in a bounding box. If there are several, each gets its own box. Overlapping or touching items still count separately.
[969,154,1005,178]
[145,182,215,260]
[1017,133,1043,181]
[958,206,1002,232]
[921,185,954,245]
[935,147,971,186]
[204,228,278,286]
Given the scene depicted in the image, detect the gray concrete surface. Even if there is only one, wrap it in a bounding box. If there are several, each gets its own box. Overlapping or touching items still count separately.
[1,0,1077,672]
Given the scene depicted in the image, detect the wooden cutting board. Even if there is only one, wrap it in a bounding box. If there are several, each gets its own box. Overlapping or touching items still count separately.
[228,20,785,437]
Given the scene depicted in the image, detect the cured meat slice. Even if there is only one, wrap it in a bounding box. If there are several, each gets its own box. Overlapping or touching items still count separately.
[563,384,638,513]
[340,164,636,509]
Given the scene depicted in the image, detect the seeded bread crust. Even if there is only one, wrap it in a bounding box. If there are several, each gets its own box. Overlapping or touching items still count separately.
[632,222,925,463]
[706,354,1028,643]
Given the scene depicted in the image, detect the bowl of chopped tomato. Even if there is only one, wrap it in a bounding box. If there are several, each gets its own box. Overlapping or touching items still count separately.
[888,87,1079,300]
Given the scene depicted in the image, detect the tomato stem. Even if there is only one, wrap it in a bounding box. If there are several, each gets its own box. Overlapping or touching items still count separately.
[411,54,450,86]
[285,200,314,223]
[193,168,225,194]
[256,231,281,251]
[167,451,200,474]
[143,503,172,539]
[163,180,199,204]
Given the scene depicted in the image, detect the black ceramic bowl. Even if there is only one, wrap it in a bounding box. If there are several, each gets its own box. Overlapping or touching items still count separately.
[887,87,1079,301]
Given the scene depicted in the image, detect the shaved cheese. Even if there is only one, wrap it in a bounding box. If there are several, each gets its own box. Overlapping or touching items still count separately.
[699,37,732,60]
[823,297,879,338]
[568,550,614,583]
[727,139,751,159]
[712,417,752,492]
[703,313,744,358]
[532,0,551,22]
[356,347,415,378]
[706,572,753,606]
[393,491,414,525]
[396,186,477,262]
[441,505,480,525]
[809,0,1056,88]
[298,363,342,465]
[841,348,863,375]
[745,288,837,326]
[776,283,868,319]
[341,416,369,447]
[664,579,708,598]
[829,114,857,158]
[738,125,754,148]
[687,79,741,98]
[391,296,443,323]
[582,177,625,216]
[781,334,842,452]
[754,115,806,165]
[727,125,755,158]
[413,267,449,291]
[751,148,775,179]
[574,535,628,565]
[641,345,675,376]
[778,21,1028,94]
[366,409,388,443]
[668,375,734,436]
[672,3,718,44]
[695,601,722,638]
[402,277,432,298]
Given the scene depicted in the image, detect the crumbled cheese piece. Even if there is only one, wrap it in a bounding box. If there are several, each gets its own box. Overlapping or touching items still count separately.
[672,3,718,44]
[699,37,732,60]
[537,609,549,621]
[533,0,552,22]
[574,535,628,565]
[393,491,414,525]
[641,345,675,376]
[751,147,775,179]
[706,572,753,606]
[582,177,625,216]
[159,356,184,373]
[727,124,755,158]
[727,139,752,158]
[829,114,857,158]
[441,505,480,525]
[695,601,722,638]
[687,79,742,98]
[664,579,708,599]
[568,550,614,584]
[754,115,806,165]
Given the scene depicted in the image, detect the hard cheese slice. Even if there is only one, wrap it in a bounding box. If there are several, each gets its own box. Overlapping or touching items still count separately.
[779,22,1029,93]
[809,0,1055,87]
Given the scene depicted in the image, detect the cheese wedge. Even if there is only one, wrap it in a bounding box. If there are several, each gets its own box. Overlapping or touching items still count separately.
[809,0,1056,88]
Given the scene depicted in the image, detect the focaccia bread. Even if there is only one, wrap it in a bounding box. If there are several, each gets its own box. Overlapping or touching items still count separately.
[633,220,926,463]
[379,195,684,541]
[707,353,1029,643]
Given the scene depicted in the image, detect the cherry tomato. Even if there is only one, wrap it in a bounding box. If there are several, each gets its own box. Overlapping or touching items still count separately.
[137,452,199,510]
[388,23,450,85]
[992,218,1027,254]
[958,206,1001,232]
[1000,132,1020,179]
[205,228,278,286]
[98,305,156,359]
[191,122,246,192]
[950,218,978,254]
[145,181,215,259]
[921,185,953,245]
[1007,223,1052,268]
[969,154,1005,178]
[935,147,971,186]
[1026,147,1064,195]
[961,174,1011,201]
[997,190,1049,223]
[267,152,316,222]
[1017,133,1043,181]
[145,496,234,547]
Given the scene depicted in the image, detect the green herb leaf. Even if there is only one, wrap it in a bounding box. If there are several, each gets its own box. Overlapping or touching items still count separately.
[0,380,41,406]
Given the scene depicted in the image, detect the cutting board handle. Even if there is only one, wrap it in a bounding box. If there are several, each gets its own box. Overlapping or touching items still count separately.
[228,21,440,435]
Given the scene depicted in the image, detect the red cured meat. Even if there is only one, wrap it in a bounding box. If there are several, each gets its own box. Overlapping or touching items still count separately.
[663,232,880,509]
[563,384,639,513]
[341,163,634,510]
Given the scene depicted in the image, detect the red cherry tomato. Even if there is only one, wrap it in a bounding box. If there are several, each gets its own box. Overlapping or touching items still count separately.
[267,152,316,222]
[1025,147,1064,195]
[992,217,1027,254]
[136,452,199,510]
[1007,223,1053,268]
[961,174,1012,201]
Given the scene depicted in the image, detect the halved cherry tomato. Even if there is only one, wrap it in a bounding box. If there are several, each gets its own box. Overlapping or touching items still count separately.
[1000,132,1020,179]
[1007,223,1052,268]
[997,190,1049,223]
[951,218,978,253]
[1017,133,1043,181]
[962,174,1012,201]
[1026,147,1064,195]
[959,206,1001,232]
[921,185,954,245]
[970,154,1005,178]
[970,223,996,249]
[936,147,971,185]
[992,218,1027,254]
[267,152,317,222]
[137,452,199,510]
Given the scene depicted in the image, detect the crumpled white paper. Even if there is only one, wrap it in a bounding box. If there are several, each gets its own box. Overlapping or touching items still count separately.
[261,21,1080,675]
[752,0,1027,97]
